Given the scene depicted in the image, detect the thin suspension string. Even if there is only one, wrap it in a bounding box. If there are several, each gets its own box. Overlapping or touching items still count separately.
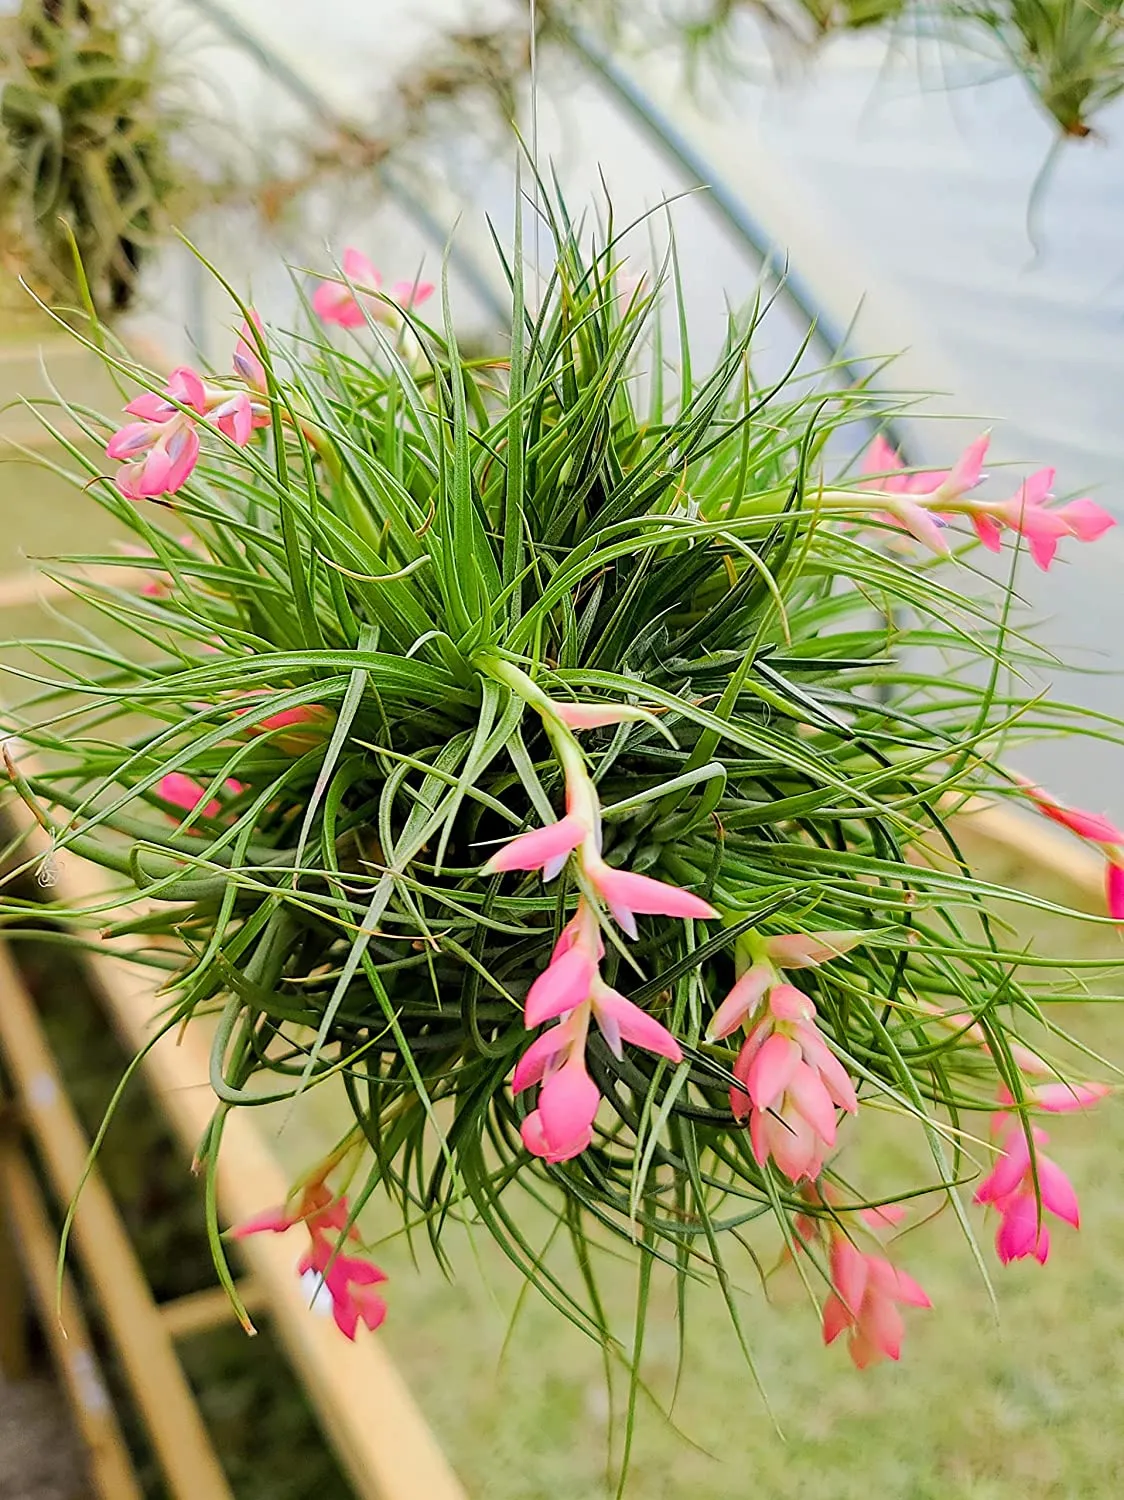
[528,0,541,298]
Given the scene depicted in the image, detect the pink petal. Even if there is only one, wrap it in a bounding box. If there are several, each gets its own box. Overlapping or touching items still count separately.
[234,311,267,390]
[764,1105,823,1181]
[860,435,903,488]
[786,1060,837,1145]
[1036,1157,1080,1228]
[1029,1081,1110,1113]
[707,964,771,1039]
[974,1134,1031,1206]
[866,1257,931,1308]
[893,500,949,555]
[124,391,174,421]
[157,772,220,818]
[996,1194,1050,1265]
[162,424,201,493]
[830,1237,870,1313]
[216,391,254,446]
[858,1293,904,1362]
[230,1205,294,1238]
[342,248,381,288]
[537,1058,600,1158]
[512,1025,572,1093]
[763,931,863,969]
[732,1025,769,1086]
[167,365,208,414]
[795,1023,858,1113]
[587,861,717,937]
[944,432,989,496]
[486,813,587,874]
[822,1292,852,1345]
[356,1287,388,1331]
[107,421,157,460]
[745,1033,801,1112]
[549,701,650,730]
[1107,861,1124,919]
[847,1330,888,1370]
[524,946,596,1027]
[768,983,815,1023]
[391,278,434,308]
[591,984,682,1063]
[1055,497,1115,542]
[860,1203,908,1232]
[971,512,1004,552]
[313,281,363,327]
[114,462,146,500]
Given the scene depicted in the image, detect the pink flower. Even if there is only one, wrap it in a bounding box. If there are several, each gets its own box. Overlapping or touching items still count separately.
[1015,776,1124,918]
[485,813,588,877]
[523,902,603,1026]
[234,694,334,753]
[313,249,434,329]
[994,1080,1110,1115]
[860,433,987,501]
[975,1121,1080,1265]
[107,361,265,500]
[233,1184,387,1340]
[548,700,653,731]
[1053,496,1115,542]
[298,1236,388,1339]
[156,771,243,820]
[513,898,682,1162]
[520,1051,601,1162]
[822,1237,930,1369]
[731,984,857,1182]
[858,434,1113,569]
[583,857,716,940]
[233,311,268,392]
[708,930,860,1039]
[588,976,682,1063]
[970,472,1114,571]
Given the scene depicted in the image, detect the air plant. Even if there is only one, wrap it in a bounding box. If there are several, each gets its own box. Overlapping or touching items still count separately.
[0,0,187,315]
[1,188,1120,1441]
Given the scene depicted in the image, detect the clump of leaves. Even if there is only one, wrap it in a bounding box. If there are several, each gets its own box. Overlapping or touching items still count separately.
[1,187,1120,1432]
[0,0,188,315]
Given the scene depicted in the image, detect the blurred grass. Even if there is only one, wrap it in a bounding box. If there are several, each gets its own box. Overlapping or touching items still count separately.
[2,324,1123,1498]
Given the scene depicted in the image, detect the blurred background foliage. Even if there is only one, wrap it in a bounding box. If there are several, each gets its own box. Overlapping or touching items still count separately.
[3,0,1123,320]
[0,0,192,317]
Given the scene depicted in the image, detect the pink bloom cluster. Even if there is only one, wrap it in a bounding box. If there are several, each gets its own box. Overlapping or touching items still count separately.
[1015,776,1124,919]
[861,434,1114,570]
[485,694,714,1162]
[313,248,434,329]
[975,1118,1080,1265]
[709,933,861,1182]
[822,1235,931,1369]
[921,993,1106,1266]
[106,320,269,501]
[513,900,683,1160]
[234,1183,387,1340]
[791,1188,929,1369]
[156,770,244,820]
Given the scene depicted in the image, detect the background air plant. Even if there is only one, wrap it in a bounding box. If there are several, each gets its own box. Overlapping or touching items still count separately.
[1,188,1120,1430]
[0,0,187,316]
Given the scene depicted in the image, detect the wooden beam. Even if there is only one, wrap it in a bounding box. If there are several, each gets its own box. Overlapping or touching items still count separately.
[9,811,467,1500]
[0,1107,30,1381]
[0,1137,145,1500]
[0,942,234,1500]
[161,1281,266,1341]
